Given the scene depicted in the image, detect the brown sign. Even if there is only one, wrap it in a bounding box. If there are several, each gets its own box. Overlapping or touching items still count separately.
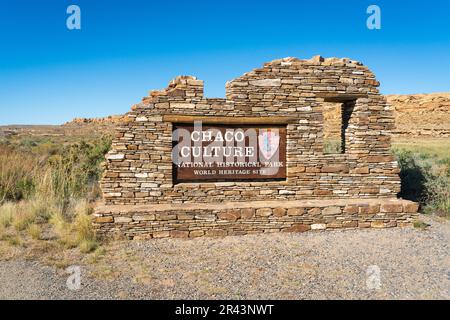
[172,124,286,183]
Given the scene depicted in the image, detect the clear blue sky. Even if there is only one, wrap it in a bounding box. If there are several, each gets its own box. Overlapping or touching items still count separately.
[0,0,449,125]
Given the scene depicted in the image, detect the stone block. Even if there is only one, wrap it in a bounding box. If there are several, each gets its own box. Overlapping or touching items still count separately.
[189,230,205,238]
[287,207,305,216]
[370,221,385,228]
[380,204,403,213]
[283,224,310,233]
[133,215,155,221]
[311,223,326,230]
[256,208,272,217]
[403,202,419,213]
[217,210,241,221]
[170,230,189,238]
[94,216,113,223]
[342,220,358,228]
[343,205,359,214]
[114,216,132,223]
[206,229,227,237]
[153,231,170,238]
[321,165,349,173]
[322,206,341,215]
[240,208,255,219]
[273,207,286,217]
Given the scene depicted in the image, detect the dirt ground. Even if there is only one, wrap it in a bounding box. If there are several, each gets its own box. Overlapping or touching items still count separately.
[0,215,448,300]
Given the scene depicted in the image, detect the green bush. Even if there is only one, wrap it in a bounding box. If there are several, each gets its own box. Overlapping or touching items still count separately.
[394,149,450,217]
[0,137,111,205]
[45,137,111,202]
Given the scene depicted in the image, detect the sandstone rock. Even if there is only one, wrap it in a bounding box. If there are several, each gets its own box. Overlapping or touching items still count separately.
[371,221,385,228]
[105,153,124,160]
[343,205,359,214]
[273,207,286,217]
[256,208,272,217]
[287,208,305,216]
[217,210,240,221]
[94,216,113,223]
[132,215,155,221]
[283,223,311,233]
[170,230,189,238]
[153,231,170,238]
[403,202,420,213]
[321,165,349,173]
[380,204,403,213]
[322,206,341,215]
[311,223,326,230]
[206,229,227,237]
[189,230,205,237]
[249,79,281,87]
[342,220,358,228]
[240,208,255,219]
[114,216,132,223]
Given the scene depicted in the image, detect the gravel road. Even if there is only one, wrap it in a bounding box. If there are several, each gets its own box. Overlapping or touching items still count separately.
[0,215,449,300]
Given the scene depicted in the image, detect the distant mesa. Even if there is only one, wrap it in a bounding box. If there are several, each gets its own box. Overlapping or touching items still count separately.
[63,93,450,138]
[386,93,450,137]
[64,115,129,126]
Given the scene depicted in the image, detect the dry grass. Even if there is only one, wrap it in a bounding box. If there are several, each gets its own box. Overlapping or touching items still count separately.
[0,198,100,266]
[392,137,450,159]
[0,203,14,228]
[27,224,42,240]
[12,205,35,231]
[48,200,98,252]
[0,145,36,204]
[0,137,110,262]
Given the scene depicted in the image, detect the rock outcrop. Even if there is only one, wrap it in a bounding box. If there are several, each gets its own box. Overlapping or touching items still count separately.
[386,93,450,137]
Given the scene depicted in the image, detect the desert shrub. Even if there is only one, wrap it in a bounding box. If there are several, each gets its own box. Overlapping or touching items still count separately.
[49,200,98,252]
[4,234,22,246]
[438,157,450,176]
[394,149,450,217]
[27,197,55,222]
[0,137,109,252]
[0,145,37,203]
[27,223,42,240]
[423,175,450,215]
[0,137,111,205]
[1,198,57,232]
[12,207,35,231]
[0,203,14,228]
[44,138,111,203]
[395,150,427,202]
[413,220,429,230]
[79,239,98,253]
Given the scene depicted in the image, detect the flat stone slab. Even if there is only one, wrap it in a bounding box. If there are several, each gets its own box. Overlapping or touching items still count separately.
[95,198,416,214]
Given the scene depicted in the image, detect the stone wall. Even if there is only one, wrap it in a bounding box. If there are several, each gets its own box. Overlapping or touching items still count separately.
[95,56,418,239]
[100,56,400,205]
[94,198,418,239]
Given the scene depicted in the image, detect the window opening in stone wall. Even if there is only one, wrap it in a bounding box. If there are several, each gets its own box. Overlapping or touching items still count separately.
[323,99,355,154]
[323,102,343,154]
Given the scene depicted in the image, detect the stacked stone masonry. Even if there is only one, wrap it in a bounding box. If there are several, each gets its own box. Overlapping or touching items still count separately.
[95,56,419,239]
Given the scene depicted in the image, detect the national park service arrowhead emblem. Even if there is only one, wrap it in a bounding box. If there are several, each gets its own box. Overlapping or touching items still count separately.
[258,129,280,160]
